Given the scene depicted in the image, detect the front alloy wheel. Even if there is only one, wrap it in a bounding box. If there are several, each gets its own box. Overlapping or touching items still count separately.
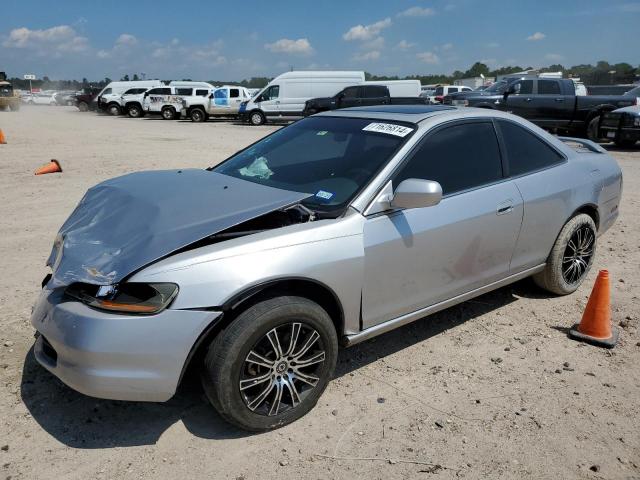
[240,322,326,416]
[202,296,338,431]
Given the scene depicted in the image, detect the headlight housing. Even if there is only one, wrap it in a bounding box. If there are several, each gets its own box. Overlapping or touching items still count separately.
[66,282,179,315]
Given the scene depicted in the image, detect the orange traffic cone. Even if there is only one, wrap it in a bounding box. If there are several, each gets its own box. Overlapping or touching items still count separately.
[34,159,62,175]
[569,270,619,348]
[0,129,6,144]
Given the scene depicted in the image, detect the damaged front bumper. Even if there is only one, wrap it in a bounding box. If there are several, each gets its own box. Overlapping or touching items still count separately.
[30,286,222,402]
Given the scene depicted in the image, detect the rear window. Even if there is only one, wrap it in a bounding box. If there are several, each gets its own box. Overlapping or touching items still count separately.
[175,88,193,95]
[497,120,565,176]
[364,86,387,97]
[196,89,209,96]
[148,88,171,95]
[230,89,240,98]
[538,80,561,95]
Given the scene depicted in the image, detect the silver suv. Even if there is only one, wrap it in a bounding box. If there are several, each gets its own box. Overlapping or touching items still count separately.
[31,106,622,431]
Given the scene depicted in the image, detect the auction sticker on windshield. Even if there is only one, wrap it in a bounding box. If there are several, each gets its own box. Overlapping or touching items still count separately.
[362,123,414,137]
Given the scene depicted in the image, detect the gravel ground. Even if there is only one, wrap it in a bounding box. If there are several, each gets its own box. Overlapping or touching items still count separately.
[0,106,638,480]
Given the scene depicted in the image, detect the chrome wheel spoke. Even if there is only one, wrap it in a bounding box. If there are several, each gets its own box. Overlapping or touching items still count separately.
[246,350,275,369]
[283,375,301,405]
[294,351,325,368]
[266,328,284,358]
[240,372,272,391]
[268,380,284,416]
[284,322,302,357]
[292,369,319,387]
[247,379,276,411]
[292,330,320,359]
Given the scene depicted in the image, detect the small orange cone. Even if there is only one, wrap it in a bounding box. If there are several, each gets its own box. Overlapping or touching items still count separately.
[569,270,619,348]
[35,159,62,175]
[0,129,6,144]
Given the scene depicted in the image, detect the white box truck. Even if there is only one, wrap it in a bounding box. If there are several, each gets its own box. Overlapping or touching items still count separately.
[239,71,365,125]
[97,80,163,115]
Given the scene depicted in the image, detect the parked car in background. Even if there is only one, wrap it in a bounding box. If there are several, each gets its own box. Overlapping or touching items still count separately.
[239,71,366,125]
[54,91,77,106]
[181,85,251,122]
[31,105,621,431]
[447,77,639,139]
[429,85,473,104]
[599,104,640,148]
[27,93,58,106]
[363,80,421,97]
[74,87,101,112]
[120,88,151,118]
[143,84,214,120]
[97,80,163,115]
[302,84,427,116]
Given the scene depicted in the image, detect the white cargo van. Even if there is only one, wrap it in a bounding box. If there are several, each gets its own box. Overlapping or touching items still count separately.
[97,80,163,115]
[239,71,365,125]
[362,79,421,97]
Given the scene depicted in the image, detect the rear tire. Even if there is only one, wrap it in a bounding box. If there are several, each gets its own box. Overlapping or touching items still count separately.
[249,110,266,126]
[77,101,88,112]
[533,213,597,295]
[201,296,338,431]
[161,107,176,120]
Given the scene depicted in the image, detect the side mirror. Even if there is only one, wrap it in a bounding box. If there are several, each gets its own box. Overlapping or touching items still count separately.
[391,179,442,210]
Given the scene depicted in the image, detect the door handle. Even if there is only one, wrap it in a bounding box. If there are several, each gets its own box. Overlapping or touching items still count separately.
[525,98,532,102]
[555,98,564,102]
[496,201,513,215]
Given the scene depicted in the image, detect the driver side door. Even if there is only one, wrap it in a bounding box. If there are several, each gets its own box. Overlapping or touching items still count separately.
[361,120,524,327]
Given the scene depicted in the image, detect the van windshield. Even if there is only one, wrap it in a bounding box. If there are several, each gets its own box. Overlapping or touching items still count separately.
[212,116,415,213]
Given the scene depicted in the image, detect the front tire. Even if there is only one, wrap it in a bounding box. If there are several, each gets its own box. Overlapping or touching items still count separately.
[108,103,121,116]
[77,101,88,112]
[249,110,266,126]
[533,213,597,295]
[587,116,603,142]
[127,104,143,118]
[201,296,338,431]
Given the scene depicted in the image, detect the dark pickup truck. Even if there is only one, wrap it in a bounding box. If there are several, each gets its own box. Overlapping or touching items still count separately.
[599,103,640,148]
[303,85,427,116]
[74,87,101,112]
[444,78,638,139]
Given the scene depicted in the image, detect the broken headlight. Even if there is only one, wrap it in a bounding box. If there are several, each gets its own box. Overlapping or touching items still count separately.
[66,282,179,315]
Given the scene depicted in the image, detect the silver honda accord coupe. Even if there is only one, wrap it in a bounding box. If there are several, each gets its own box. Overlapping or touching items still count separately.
[31,105,622,431]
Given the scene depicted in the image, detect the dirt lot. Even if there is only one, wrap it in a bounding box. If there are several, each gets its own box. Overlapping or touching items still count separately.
[0,106,638,480]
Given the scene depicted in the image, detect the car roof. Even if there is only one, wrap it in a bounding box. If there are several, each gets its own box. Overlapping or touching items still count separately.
[316,105,457,123]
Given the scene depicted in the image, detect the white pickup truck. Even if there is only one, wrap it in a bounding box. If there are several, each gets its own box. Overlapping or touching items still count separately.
[143,84,213,120]
[181,85,252,122]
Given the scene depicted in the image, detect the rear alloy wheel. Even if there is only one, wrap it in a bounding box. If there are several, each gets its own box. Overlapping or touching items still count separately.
[533,213,597,295]
[161,107,176,120]
[127,104,142,118]
[108,104,121,116]
[202,296,338,431]
[249,110,266,126]
[190,108,206,122]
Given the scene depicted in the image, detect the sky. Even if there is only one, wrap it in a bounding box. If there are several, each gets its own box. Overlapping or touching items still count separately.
[1,0,639,81]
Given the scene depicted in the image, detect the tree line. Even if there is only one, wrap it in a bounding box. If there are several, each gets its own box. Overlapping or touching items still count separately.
[5,60,638,91]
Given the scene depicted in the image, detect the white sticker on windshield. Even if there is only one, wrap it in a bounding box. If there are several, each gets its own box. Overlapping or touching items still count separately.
[362,123,413,137]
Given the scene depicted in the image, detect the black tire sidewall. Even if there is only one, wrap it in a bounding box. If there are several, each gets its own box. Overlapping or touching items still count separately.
[128,105,141,118]
[162,107,175,120]
[548,214,597,294]
[191,109,205,122]
[203,296,338,431]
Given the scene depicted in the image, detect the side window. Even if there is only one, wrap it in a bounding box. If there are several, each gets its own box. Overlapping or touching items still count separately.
[175,88,193,95]
[394,122,503,195]
[230,88,240,98]
[538,80,561,95]
[364,86,386,97]
[196,89,208,96]
[148,88,170,95]
[513,80,533,94]
[497,120,564,176]
[342,86,359,98]
[264,85,279,100]
[434,87,444,95]
[213,88,229,105]
[102,88,112,95]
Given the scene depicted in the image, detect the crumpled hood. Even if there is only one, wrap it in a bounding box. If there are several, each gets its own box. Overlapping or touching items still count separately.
[47,169,310,288]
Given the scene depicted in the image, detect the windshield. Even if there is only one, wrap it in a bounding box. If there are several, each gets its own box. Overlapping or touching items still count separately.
[213,116,415,213]
[625,86,640,96]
